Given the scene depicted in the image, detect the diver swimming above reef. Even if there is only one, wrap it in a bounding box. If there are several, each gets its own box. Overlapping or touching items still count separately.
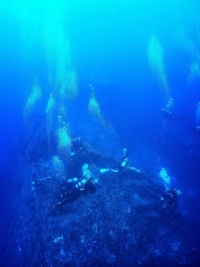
[191,125,200,137]
[71,137,82,156]
[118,148,130,172]
[52,164,98,210]
[160,188,181,209]
[161,108,185,121]
[160,98,185,121]
[100,148,130,174]
[100,148,141,175]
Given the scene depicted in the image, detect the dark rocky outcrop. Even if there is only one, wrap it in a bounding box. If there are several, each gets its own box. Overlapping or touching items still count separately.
[2,137,195,267]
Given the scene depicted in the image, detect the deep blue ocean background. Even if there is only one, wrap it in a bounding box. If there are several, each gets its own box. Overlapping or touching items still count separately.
[0,0,200,265]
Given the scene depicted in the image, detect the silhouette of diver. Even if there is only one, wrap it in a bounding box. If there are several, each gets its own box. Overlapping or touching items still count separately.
[52,164,98,210]
[160,188,181,208]
[161,108,185,121]
[52,179,96,210]
[192,126,200,137]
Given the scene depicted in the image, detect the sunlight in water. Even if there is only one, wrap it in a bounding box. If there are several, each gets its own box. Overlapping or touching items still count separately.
[12,0,79,146]
[11,0,78,99]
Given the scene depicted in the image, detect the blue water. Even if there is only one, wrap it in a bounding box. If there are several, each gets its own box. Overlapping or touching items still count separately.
[0,0,200,265]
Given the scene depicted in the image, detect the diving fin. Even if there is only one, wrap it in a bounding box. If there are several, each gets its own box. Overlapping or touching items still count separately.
[100,168,111,173]
[111,169,119,173]
[128,167,141,173]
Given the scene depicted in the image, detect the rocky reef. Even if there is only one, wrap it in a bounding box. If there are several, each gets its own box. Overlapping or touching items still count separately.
[1,119,196,267]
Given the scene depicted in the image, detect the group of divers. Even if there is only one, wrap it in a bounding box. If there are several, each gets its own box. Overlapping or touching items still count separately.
[32,134,181,213]
[49,107,198,211]
[30,106,200,212]
[30,103,200,212]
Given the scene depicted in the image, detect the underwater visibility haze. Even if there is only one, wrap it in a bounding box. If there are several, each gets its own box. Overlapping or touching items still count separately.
[0,0,200,266]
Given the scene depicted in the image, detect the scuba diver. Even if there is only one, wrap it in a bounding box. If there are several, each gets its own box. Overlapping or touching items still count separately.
[192,126,200,137]
[100,148,130,174]
[71,137,82,156]
[118,148,130,172]
[161,108,185,121]
[31,173,41,191]
[52,164,98,210]
[160,188,181,208]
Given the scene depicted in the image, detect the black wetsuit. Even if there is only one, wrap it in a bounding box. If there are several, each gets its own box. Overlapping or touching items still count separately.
[163,189,177,205]
[55,180,96,208]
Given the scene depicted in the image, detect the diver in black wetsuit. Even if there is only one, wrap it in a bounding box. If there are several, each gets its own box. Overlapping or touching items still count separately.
[118,148,130,172]
[71,137,82,156]
[31,173,41,191]
[52,179,96,209]
[192,126,200,137]
[161,108,185,121]
[160,188,180,208]
[52,164,98,210]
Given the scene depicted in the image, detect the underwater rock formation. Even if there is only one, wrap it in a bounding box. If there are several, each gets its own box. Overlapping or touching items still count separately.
[2,123,195,267]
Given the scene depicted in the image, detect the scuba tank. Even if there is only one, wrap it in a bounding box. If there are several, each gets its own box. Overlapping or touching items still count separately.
[121,156,129,168]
